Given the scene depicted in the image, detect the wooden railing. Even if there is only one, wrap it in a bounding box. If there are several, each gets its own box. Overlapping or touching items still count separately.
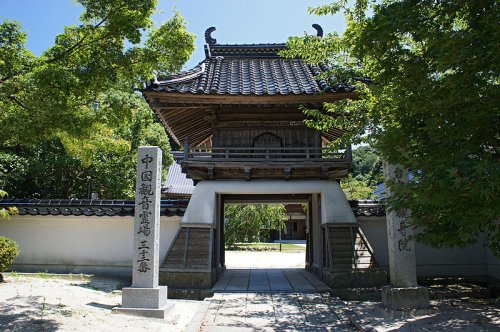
[181,144,352,163]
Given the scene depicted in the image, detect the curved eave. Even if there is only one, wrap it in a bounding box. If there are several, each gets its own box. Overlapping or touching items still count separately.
[143,90,356,147]
[143,90,357,107]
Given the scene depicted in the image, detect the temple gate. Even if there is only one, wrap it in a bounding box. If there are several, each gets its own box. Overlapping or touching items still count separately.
[143,26,380,291]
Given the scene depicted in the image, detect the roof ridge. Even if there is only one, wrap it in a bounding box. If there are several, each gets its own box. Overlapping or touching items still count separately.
[153,61,206,85]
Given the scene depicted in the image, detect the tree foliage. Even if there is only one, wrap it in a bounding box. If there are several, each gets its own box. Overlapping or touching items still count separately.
[285,0,500,254]
[341,146,383,199]
[0,93,171,199]
[352,146,383,185]
[0,190,19,282]
[0,236,19,273]
[341,175,376,200]
[0,0,195,198]
[224,204,287,247]
[0,190,18,220]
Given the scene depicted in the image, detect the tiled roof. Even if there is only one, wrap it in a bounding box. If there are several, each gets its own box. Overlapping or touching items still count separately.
[164,161,195,195]
[0,199,386,217]
[349,200,386,217]
[148,43,354,96]
[0,199,188,217]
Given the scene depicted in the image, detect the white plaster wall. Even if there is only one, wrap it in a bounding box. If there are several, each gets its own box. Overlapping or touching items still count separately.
[183,180,357,225]
[358,216,498,278]
[357,217,389,267]
[0,215,181,276]
[2,214,497,280]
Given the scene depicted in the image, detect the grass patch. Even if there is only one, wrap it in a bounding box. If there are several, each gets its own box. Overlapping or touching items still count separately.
[36,271,52,279]
[227,243,305,252]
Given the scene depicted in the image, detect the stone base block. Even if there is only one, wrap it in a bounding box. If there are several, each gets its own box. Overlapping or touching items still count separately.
[114,286,173,319]
[121,286,168,309]
[113,303,174,319]
[382,285,430,310]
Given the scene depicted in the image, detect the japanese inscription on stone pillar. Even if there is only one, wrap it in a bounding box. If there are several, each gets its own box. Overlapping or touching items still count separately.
[133,146,162,288]
[383,162,417,288]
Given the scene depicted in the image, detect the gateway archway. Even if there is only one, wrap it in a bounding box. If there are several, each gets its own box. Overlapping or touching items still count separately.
[159,180,364,289]
[144,28,380,292]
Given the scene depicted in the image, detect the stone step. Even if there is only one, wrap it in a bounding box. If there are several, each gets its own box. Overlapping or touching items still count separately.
[161,227,212,271]
[187,252,209,259]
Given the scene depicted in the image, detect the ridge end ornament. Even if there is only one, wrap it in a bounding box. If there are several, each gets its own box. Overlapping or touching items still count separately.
[205,27,217,45]
[312,24,323,37]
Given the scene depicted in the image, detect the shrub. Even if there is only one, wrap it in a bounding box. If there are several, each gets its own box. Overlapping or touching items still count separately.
[0,236,19,272]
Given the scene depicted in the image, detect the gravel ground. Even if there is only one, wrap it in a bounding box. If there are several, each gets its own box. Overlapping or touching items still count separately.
[1,251,499,332]
[348,298,500,331]
[0,273,202,332]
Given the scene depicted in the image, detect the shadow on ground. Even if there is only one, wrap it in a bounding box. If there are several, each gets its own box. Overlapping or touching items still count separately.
[0,295,65,332]
[350,298,500,331]
[73,275,131,293]
[202,292,355,332]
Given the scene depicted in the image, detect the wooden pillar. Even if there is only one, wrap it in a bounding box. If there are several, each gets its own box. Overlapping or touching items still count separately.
[183,137,189,160]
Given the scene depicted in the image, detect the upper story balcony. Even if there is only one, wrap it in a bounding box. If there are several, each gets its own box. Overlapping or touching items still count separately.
[143,29,358,182]
[176,143,352,181]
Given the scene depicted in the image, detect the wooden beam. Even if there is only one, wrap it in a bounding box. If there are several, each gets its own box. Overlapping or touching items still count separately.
[222,194,311,204]
[144,91,357,106]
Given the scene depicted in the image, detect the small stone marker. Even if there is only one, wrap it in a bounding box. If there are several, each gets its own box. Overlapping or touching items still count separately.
[381,162,429,310]
[113,146,173,318]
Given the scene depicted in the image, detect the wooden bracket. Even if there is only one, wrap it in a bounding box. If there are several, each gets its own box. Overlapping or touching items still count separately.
[321,166,329,180]
[284,166,292,180]
[243,166,252,181]
[208,166,215,180]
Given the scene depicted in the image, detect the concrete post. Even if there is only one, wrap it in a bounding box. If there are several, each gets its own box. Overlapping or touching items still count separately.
[114,146,174,318]
[381,162,429,310]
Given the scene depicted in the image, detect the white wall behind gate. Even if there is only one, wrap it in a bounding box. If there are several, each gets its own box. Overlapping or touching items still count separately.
[0,215,181,276]
[0,215,498,280]
[359,216,500,280]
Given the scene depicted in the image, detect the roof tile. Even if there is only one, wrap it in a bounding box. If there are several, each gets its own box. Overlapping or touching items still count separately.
[149,44,354,96]
[0,199,188,217]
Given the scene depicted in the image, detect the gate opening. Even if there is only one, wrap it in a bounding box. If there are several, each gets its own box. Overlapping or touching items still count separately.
[223,202,307,269]
[209,194,330,292]
[217,194,318,271]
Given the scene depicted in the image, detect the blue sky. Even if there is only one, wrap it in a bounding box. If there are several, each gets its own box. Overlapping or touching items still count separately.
[0,0,345,69]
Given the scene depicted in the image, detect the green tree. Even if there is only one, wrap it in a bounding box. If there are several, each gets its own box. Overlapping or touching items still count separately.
[0,93,172,199]
[0,190,17,220]
[0,0,194,198]
[340,146,383,200]
[0,190,19,282]
[341,175,377,200]
[285,0,500,255]
[352,146,383,185]
[224,204,287,247]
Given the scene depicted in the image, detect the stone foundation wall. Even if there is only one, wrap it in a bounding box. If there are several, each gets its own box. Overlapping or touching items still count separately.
[159,269,218,289]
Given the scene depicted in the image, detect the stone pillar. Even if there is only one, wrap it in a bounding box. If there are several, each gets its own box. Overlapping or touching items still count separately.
[381,162,429,310]
[114,146,173,318]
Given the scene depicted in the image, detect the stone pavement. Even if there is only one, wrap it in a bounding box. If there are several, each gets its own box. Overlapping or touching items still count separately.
[200,269,355,331]
[200,292,355,331]
[212,269,331,293]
